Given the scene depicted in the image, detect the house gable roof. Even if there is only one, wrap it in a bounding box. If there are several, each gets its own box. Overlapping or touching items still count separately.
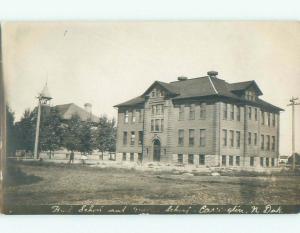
[53,103,99,122]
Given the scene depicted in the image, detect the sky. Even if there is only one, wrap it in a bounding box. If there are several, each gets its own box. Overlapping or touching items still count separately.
[2,21,300,155]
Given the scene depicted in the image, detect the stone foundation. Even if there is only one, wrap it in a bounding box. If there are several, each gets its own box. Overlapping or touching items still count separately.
[117,152,278,169]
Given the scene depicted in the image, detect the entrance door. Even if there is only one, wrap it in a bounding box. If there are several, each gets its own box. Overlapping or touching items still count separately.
[153,139,161,162]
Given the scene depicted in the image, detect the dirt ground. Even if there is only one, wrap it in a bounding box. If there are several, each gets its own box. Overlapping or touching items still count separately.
[3,161,300,205]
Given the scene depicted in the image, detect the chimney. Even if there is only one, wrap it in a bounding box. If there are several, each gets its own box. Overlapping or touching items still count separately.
[207,71,218,78]
[84,103,92,114]
[177,76,188,81]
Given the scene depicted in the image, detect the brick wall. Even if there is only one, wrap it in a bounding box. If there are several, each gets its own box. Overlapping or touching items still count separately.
[116,90,280,168]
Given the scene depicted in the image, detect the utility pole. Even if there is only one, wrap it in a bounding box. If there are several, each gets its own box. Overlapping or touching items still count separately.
[33,83,52,159]
[33,99,42,159]
[287,97,300,170]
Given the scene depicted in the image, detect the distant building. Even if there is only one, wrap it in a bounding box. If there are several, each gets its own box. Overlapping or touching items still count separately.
[114,71,283,168]
[37,84,99,123]
[53,103,98,123]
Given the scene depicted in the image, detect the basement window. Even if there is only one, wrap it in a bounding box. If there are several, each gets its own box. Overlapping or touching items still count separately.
[178,154,183,164]
[229,156,233,166]
[250,157,254,167]
[188,154,194,164]
[199,154,205,165]
[236,156,240,166]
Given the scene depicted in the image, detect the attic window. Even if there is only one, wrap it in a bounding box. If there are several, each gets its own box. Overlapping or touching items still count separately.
[245,90,256,101]
[151,90,156,97]
[160,90,164,97]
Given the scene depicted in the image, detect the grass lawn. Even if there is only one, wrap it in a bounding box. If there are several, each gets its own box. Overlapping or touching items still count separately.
[3,160,300,205]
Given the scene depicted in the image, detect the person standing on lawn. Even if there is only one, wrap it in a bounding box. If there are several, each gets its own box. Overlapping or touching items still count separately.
[69,151,75,164]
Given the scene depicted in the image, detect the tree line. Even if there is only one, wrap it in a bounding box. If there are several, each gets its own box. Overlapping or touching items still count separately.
[6,106,116,158]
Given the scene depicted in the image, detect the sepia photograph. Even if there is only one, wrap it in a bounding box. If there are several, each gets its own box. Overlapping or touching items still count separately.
[1,21,300,214]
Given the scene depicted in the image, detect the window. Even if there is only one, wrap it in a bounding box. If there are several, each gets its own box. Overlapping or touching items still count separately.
[272,136,275,151]
[230,130,234,147]
[223,103,228,120]
[200,129,206,147]
[246,90,256,101]
[236,106,241,121]
[138,109,143,123]
[123,132,128,145]
[266,158,270,167]
[155,119,159,131]
[189,104,195,120]
[199,154,205,165]
[261,135,264,150]
[267,112,271,126]
[132,110,136,123]
[248,107,252,120]
[159,90,164,97]
[179,105,184,120]
[261,111,265,125]
[266,135,270,150]
[124,110,129,123]
[260,157,264,167]
[151,105,156,115]
[200,103,206,119]
[250,157,254,166]
[236,156,240,166]
[178,129,184,146]
[272,113,276,127]
[178,154,183,164]
[151,90,156,97]
[254,108,258,121]
[229,155,233,166]
[152,104,164,115]
[188,154,194,164]
[138,131,143,145]
[222,129,227,146]
[189,129,195,146]
[157,104,162,115]
[248,132,252,145]
[254,133,257,146]
[130,131,135,145]
[150,119,163,132]
[222,155,226,166]
[230,104,234,120]
[149,119,163,132]
[122,153,126,161]
[236,131,241,148]
[138,153,142,162]
[271,158,275,167]
[130,153,134,162]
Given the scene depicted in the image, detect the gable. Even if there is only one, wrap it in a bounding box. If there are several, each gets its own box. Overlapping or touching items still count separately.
[142,81,179,97]
[245,82,263,96]
[229,81,263,96]
[61,103,99,122]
